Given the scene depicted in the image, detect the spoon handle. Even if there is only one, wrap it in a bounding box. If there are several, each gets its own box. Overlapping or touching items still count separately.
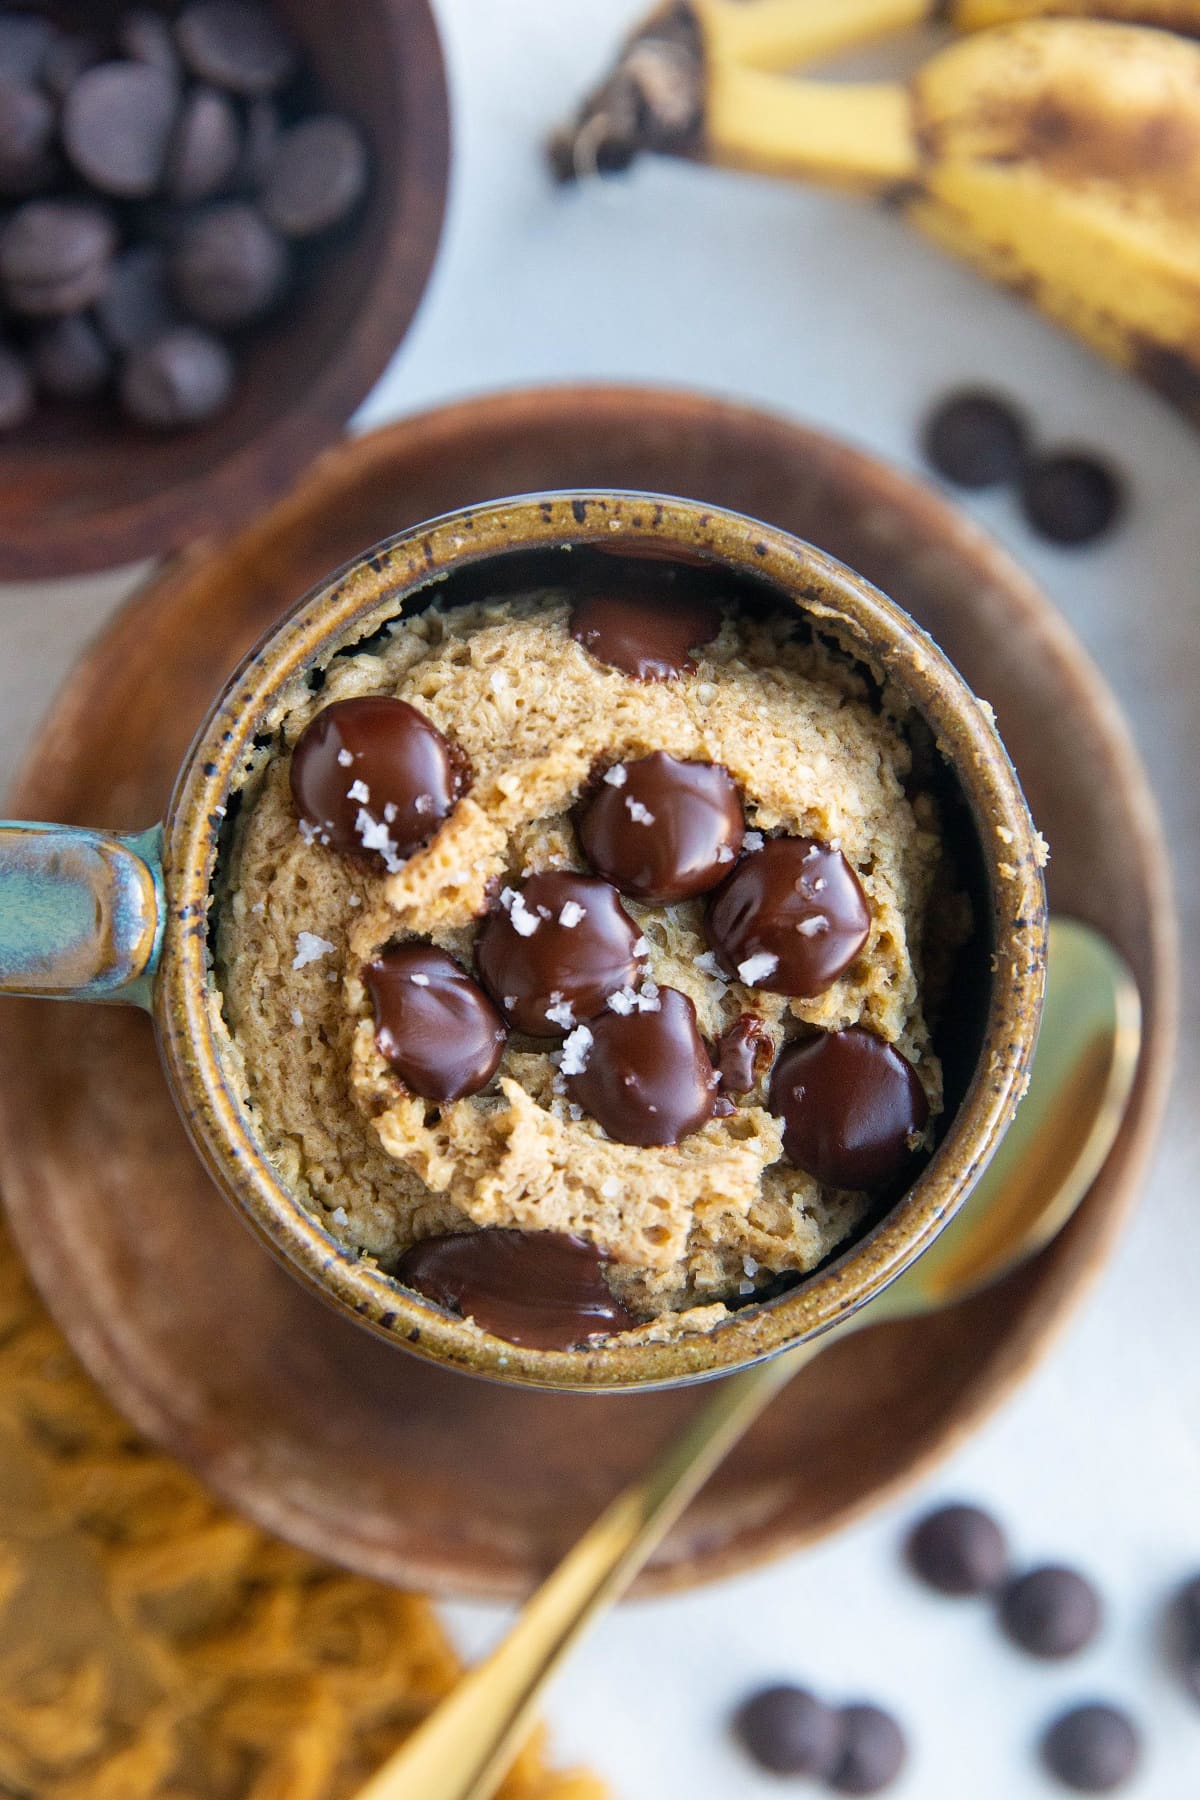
[355,1340,821,1800]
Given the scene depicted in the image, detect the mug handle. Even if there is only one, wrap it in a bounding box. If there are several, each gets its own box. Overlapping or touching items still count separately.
[0,822,164,1007]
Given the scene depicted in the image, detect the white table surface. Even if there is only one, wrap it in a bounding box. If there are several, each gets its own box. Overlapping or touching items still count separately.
[1,3,1197,1795]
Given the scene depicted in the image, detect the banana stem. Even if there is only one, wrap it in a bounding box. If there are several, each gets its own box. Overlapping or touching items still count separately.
[696,0,934,71]
[706,64,920,190]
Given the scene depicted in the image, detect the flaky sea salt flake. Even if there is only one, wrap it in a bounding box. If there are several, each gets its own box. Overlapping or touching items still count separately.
[625,798,655,825]
[337,749,353,767]
[292,931,335,970]
[559,1023,594,1076]
[795,915,829,937]
[347,778,370,804]
[737,951,779,986]
[559,900,586,928]
[743,830,764,853]
[603,764,627,788]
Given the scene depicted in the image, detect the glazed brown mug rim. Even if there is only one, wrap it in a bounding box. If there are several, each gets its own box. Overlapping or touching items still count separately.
[154,489,1047,1391]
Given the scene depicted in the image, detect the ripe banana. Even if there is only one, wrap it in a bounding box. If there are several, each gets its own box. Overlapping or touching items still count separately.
[555,14,1200,422]
[694,0,1200,72]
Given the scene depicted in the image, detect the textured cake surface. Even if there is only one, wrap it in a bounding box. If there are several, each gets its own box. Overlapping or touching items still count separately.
[213,591,950,1333]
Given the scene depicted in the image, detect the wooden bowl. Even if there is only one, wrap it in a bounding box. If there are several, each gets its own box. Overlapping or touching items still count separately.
[0,387,1177,1598]
[0,0,449,581]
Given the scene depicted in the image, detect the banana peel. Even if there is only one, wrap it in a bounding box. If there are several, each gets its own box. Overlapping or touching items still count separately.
[553,9,1200,422]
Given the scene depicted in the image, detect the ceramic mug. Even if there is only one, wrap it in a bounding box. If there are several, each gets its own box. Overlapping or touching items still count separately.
[0,493,1047,1390]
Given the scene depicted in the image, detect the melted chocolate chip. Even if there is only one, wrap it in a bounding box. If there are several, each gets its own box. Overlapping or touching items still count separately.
[566,985,717,1147]
[364,945,507,1104]
[707,837,870,997]
[768,1028,928,1189]
[290,696,466,869]
[715,1013,774,1095]
[475,871,642,1037]
[578,753,744,902]
[395,1228,636,1350]
[570,589,721,681]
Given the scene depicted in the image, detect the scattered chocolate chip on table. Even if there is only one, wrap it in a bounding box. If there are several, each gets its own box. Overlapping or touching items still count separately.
[999,1564,1103,1660]
[829,1702,908,1796]
[1039,1703,1142,1794]
[1020,451,1124,547]
[907,1501,1010,1597]
[921,389,1029,490]
[732,1683,846,1780]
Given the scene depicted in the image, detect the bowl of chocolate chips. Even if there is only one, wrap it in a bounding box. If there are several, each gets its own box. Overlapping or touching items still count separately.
[0,2,448,577]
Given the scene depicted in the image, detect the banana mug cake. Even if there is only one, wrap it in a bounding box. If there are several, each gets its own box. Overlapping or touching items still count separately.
[214,571,962,1352]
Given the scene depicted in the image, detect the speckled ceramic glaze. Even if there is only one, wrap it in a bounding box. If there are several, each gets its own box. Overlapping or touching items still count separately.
[135,491,1046,1390]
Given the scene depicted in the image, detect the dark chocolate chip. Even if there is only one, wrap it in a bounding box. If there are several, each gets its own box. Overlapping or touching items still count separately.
[62,61,180,199]
[95,245,176,350]
[175,2,298,96]
[117,8,180,77]
[32,314,111,399]
[119,325,234,427]
[289,695,466,868]
[1040,1704,1141,1793]
[715,1012,774,1096]
[364,945,507,1104]
[167,86,242,201]
[475,871,642,1037]
[706,836,870,997]
[0,200,115,315]
[907,1502,1009,1596]
[578,753,743,903]
[395,1228,636,1350]
[0,15,54,87]
[261,114,369,237]
[732,1684,845,1778]
[921,389,1028,489]
[0,79,55,196]
[566,985,717,1147]
[999,1565,1102,1660]
[169,200,286,326]
[769,1028,929,1190]
[0,344,33,429]
[830,1703,908,1795]
[570,588,722,680]
[1020,452,1123,546]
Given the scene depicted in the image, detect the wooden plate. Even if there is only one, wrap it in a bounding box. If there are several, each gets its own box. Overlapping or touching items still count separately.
[0,387,1177,1600]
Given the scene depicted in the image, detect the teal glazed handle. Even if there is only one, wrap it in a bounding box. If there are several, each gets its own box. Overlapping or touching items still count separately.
[0,822,165,1007]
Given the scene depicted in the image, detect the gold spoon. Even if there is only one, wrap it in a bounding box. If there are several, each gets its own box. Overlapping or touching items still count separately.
[358,917,1140,1800]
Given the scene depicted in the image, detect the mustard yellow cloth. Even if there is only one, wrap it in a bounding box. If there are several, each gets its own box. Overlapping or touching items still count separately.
[0,1219,606,1800]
